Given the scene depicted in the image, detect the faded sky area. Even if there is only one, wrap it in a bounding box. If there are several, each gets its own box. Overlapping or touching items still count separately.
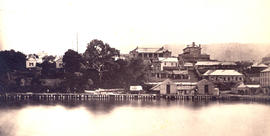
[0,0,270,55]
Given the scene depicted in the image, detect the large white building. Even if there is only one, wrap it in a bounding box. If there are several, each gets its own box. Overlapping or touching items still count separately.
[129,47,171,60]
[158,57,179,71]
[203,69,244,83]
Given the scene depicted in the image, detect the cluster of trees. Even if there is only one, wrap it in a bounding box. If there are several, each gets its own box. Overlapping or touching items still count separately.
[61,39,148,92]
[0,39,148,93]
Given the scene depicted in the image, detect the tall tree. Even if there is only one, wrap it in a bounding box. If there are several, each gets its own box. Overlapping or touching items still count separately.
[41,55,56,78]
[63,49,83,73]
[0,50,26,92]
[83,39,120,86]
[0,50,26,76]
[109,58,147,90]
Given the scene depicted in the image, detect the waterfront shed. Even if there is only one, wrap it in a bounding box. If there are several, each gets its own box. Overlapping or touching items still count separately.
[197,79,217,95]
[130,86,143,94]
[234,83,261,95]
[150,79,177,95]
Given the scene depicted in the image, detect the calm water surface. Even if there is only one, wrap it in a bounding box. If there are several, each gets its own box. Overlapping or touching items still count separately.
[0,100,270,136]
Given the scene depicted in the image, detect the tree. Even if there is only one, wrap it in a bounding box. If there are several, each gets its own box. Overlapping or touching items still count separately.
[41,55,56,78]
[0,50,26,76]
[109,58,147,90]
[63,49,84,73]
[0,50,26,92]
[60,49,85,92]
[83,39,119,87]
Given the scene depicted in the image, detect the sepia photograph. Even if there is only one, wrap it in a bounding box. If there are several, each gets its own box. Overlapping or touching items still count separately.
[0,0,270,136]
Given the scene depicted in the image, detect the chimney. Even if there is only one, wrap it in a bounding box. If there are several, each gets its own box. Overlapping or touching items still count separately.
[192,42,195,47]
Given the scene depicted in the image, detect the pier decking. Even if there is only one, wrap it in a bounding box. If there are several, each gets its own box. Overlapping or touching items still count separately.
[0,93,269,101]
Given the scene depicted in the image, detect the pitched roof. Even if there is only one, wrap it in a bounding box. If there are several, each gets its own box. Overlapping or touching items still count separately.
[221,62,236,66]
[237,83,260,88]
[261,67,270,72]
[172,70,188,75]
[150,79,174,90]
[184,62,193,67]
[203,70,243,76]
[195,61,236,66]
[195,61,220,66]
[135,47,168,53]
[252,63,268,68]
[158,57,178,62]
[26,57,37,61]
[246,84,260,88]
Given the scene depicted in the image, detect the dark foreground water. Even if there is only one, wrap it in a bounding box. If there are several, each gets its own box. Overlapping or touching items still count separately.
[0,100,270,136]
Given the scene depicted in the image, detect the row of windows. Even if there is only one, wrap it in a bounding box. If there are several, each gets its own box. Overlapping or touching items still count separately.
[209,76,243,82]
[164,62,178,66]
[138,53,163,58]
[261,72,270,77]
[152,73,189,79]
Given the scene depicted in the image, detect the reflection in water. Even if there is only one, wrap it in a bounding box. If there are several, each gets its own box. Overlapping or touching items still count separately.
[0,100,270,136]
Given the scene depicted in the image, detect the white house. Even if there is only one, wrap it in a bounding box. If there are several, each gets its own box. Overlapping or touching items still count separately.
[158,57,179,71]
[26,55,37,68]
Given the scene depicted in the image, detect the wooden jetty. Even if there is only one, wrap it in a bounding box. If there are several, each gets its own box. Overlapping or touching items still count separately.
[0,93,218,101]
[0,93,269,101]
[219,94,270,101]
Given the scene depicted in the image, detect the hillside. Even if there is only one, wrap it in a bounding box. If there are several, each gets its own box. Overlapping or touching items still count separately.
[165,43,270,62]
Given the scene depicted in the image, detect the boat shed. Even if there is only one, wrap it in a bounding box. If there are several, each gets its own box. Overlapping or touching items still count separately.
[150,79,177,95]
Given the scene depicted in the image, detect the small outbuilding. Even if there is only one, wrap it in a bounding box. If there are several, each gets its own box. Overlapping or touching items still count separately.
[130,86,143,94]
[233,83,261,95]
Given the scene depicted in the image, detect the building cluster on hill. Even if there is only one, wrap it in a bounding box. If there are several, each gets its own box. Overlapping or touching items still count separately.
[127,42,270,96]
[21,42,270,96]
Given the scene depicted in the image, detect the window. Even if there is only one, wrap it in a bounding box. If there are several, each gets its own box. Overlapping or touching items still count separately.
[143,53,147,57]
[164,62,166,66]
[29,63,34,66]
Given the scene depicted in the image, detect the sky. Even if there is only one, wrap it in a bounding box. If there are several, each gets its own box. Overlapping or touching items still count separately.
[0,0,270,55]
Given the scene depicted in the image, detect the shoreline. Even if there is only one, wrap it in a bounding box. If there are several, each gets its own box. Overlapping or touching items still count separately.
[0,93,270,102]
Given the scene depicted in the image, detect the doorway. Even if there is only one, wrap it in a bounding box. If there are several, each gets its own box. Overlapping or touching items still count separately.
[204,85,209,94]
[166,84,170,94]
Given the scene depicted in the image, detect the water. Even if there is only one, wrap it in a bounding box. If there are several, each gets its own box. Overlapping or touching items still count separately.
[0,100,270,136]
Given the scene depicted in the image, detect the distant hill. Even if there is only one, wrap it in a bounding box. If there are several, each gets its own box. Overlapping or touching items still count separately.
[164,43,270,62]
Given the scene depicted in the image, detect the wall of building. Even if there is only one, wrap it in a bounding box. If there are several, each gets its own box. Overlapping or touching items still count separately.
[208,75,244,83]
[197,79,215,95]
[260,72,270,87]
[160,61,178,71]
[159,80,177,95]
[26,60,37,68]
